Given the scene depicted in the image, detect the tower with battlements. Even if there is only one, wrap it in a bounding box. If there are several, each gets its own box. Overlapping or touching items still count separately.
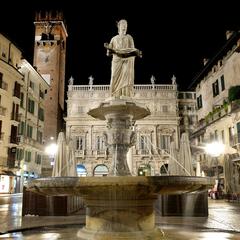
[33,11,67,144]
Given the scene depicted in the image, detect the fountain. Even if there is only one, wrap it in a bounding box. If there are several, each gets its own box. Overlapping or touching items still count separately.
[26,19,213,239]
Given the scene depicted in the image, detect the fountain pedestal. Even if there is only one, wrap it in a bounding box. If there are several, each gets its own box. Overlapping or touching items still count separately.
[88,98,150,176]
[79,189,162,239]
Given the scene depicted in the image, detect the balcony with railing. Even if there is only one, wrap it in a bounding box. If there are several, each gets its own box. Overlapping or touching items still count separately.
[192,106,229,137]
[205,107,228,125]
[134,84,176,91]
[95,149,107,159]
[70,85,109,92]
[75,149,85,158]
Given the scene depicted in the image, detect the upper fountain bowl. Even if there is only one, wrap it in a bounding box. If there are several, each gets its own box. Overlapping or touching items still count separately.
[87,97,150,121]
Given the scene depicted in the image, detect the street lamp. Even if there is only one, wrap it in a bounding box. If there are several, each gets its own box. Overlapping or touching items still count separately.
[205,142,225,157]
[205,141,225,178]
[205,141,225,199]
[45,143,58,166]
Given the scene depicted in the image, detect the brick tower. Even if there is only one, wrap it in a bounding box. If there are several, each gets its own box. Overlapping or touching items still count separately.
[33,11,67,144]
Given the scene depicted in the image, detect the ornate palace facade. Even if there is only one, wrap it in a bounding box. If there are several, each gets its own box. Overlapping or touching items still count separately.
[65,83,180,176]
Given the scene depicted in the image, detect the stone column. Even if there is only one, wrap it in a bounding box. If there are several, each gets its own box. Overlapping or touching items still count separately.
[104,113,134,176]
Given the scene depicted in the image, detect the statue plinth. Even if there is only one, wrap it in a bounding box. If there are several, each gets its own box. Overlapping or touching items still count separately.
[88,98,150,176]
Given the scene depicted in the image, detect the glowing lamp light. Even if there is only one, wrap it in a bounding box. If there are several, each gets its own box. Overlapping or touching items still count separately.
[205,142,225,157]
[23,164,27,171]
[45,143,58,155]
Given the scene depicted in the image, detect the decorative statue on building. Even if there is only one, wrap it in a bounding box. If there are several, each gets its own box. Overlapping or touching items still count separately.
[150,75,156,86]
[68,76,74,85]
[104,19,142,98]
[171,74,176,85]
[88,75,94,90]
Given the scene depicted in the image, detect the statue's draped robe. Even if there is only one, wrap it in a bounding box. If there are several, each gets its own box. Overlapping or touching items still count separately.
[109,34,135,97]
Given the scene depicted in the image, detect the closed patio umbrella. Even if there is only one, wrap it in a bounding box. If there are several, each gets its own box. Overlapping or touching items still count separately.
[178,133,194,176]
[52,132,68,177]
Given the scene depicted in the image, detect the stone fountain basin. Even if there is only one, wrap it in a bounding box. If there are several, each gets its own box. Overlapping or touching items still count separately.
[26,176,213,198]
[26,176,214,239]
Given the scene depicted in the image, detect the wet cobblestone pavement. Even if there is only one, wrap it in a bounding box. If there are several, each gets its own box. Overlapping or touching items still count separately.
[0,196,240,239]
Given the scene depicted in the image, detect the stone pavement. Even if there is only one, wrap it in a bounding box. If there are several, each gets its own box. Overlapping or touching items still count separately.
[156,199,240,232]
[0,197,240,239]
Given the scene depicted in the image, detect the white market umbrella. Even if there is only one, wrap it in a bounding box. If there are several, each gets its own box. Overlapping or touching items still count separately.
[178,133,194,176]
[52,132,68,177]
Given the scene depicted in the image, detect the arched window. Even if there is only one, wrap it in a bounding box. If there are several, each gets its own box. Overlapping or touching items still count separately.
[76,164,87,177]
[93,164,109,176]
[160,164,168,175]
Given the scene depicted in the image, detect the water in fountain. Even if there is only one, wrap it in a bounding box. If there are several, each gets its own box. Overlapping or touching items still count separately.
[141,135,208,218]
[143,136,192,176]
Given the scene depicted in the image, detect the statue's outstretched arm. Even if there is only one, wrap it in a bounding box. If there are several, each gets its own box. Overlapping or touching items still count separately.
[104,43,142,58]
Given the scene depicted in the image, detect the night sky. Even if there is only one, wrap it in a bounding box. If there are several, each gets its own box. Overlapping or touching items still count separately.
[1,1,239,90]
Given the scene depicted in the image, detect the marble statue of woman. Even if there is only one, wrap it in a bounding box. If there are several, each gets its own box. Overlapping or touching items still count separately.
[104,19,142,97]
